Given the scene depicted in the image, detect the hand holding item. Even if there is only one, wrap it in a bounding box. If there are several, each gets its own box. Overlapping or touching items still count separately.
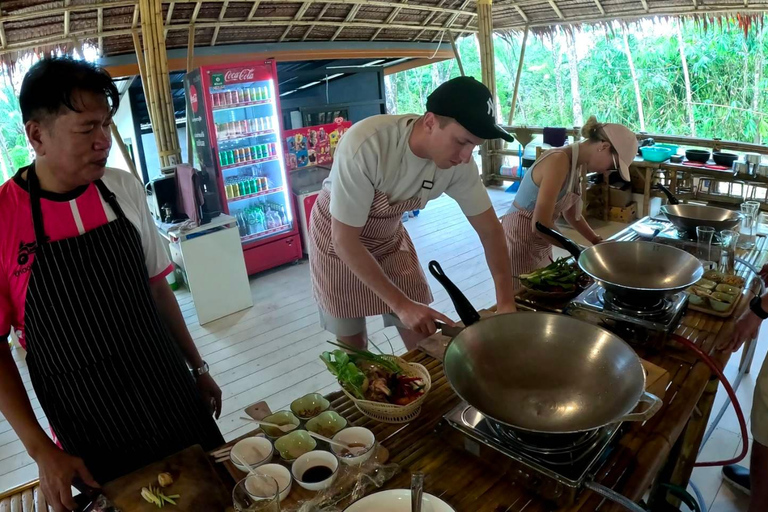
[721,308,762,353]
[36,444,98,512]
[195,373,223,419]
[395,299,455,337]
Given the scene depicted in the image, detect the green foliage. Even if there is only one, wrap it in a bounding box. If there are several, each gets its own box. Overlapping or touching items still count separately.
[0,79,31,183]
[388,18,768,144]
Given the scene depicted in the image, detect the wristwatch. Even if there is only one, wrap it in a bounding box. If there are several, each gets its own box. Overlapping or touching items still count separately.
[191,361,210,377]
[750,296,768,320]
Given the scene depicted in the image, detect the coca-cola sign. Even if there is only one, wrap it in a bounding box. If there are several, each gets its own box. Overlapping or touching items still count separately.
[189,84,199,113]
[224,69,255,83]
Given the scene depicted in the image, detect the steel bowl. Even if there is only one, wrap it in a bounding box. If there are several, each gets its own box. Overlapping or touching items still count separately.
[661,204,742,234]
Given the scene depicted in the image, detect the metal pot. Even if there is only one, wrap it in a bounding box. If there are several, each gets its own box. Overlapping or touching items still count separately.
[427,260,662,436]
[733,161,750,177]
[536,223,703,305]
[661,204,742,233]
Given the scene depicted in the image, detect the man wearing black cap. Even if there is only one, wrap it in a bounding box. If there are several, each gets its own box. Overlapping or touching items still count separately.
[309,77,516,349]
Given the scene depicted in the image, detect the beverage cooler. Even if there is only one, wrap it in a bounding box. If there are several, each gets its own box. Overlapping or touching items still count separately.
[185,61,302,275]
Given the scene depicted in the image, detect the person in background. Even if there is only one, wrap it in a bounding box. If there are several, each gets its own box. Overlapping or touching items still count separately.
[499,117,638,287]
[309,77,517,350]
[720,265,768,512]
[0,57,223,511]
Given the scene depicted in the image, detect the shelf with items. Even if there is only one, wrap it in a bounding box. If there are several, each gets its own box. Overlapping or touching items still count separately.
[219,153,279,171]
[240,224,291,242]
[211,99,272,112]
[227,186,285,203]
[217,129,276,143]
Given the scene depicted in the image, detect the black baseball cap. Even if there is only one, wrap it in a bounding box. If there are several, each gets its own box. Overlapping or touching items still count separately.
[426,76,514,143]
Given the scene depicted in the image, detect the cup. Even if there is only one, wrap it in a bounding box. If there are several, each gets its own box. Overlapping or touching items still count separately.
[718,230,740,274]
[696,226,715,268]
[233,475,280,512]
[739,201,760,249]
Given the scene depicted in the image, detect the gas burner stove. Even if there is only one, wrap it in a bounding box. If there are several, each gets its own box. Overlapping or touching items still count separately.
[565,283,688,333]
[441,402,622,506]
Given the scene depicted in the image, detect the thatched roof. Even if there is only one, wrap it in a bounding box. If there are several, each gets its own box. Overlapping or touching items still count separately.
[1,0,767,67]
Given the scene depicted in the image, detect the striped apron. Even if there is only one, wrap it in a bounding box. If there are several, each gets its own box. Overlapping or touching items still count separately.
[500,145,582,288]
[309,177,435,319]
[23,166,223,484]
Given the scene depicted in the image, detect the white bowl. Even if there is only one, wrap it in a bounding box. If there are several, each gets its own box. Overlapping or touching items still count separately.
[331,427,376,466]
[255,463,292,502]
[291,450,339,491]
[344,490,456,512]
[230,436,273,472]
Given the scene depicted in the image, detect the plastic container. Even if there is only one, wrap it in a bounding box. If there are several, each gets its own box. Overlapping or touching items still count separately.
[640,146,674,163]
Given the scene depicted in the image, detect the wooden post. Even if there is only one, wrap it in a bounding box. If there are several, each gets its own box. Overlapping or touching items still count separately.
[476,0,501,185]
[507,25,528,126]
[110,124,141,182]
[446,29,465,76]
[186,24,195,166]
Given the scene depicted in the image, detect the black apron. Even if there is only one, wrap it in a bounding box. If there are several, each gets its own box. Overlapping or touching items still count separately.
[23,166,224,483]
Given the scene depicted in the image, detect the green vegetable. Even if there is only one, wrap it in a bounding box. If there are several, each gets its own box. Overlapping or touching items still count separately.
[326,341,402,374]
[320,350,368,399]
[519,258,583,291]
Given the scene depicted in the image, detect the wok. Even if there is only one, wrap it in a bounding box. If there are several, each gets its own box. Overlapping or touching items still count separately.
[428,261,662,436]
[656,183,742,234]
[536,223,703,305]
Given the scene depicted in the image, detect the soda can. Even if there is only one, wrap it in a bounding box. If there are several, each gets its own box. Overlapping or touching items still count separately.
[261,144,268,158]
[245,88,252,103]
[239,148,247,162]
[236,89,244,104]
[240,120,248,134]
[212,93,219,107]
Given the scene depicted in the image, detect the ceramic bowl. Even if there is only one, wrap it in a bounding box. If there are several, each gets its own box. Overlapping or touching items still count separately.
[274,430,317,463]
[305,411,348,438]
[702,270,724,283]
[291,450,339,491]
[686,290,705,306]
[344,490,456,512]
[696,278,717,290]
[260,411,300,439]
[256,463,292,502]
[230,436,273,472]
[290,393,331,420]
[715,283,740,296]
[331,427,376,466]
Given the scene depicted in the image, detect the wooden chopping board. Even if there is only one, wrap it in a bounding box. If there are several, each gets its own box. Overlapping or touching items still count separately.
[102,445,232,512]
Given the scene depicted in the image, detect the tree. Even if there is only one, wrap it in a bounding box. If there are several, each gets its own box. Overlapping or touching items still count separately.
[567,31,583,127]
[623,29,646,131]
[676,20,696,136]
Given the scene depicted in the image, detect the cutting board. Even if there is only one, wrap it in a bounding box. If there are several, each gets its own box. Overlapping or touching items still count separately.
[102,445,232,512]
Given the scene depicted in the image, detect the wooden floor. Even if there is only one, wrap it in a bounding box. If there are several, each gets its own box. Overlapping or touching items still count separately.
[0,187,755,510]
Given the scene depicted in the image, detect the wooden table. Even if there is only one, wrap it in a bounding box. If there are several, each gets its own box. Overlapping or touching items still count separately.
[211,221,768,511]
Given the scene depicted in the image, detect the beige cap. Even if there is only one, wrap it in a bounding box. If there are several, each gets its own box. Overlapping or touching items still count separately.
[602,124,638,182]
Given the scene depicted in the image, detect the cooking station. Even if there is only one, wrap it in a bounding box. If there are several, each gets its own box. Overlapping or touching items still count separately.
[211,216,767,511]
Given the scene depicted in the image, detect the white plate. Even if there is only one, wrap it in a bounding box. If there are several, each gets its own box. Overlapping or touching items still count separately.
[344,490,455,512]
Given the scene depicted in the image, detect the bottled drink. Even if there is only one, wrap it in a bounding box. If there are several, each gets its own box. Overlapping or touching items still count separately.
[278,205,288,225]
[265,117,272,130]
[261,86,268,100]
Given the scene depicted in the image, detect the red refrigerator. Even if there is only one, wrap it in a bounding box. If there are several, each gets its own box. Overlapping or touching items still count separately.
[185,60,302,275]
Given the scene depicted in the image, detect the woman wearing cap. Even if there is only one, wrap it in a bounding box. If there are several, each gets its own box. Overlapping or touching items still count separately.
[501,116,638,286]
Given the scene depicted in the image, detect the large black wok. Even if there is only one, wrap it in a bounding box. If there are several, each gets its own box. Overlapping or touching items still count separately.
[536,223,703,305]
[428,261,662,437]
[656,183,742,234]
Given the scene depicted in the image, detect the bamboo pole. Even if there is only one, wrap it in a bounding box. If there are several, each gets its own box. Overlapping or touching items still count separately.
[622,28,645,131]
[111,124,141,181]
[140,0,172,166]
[446,29,465,76]
[477,0,500,185]
[186,24,195,165]
[153,0,180,158]
[507,25,528,126]
[132,30,154,129]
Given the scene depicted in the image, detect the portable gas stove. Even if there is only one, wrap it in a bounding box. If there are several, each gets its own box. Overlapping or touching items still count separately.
[440,401,623,507]
[564,283,688,348]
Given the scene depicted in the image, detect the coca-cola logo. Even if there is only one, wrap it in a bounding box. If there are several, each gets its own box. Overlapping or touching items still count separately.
[189,84,198,113]
[225,69,255,82]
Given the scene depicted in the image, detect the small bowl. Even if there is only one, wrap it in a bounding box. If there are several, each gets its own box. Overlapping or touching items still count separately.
[696,278,717,290]
[711,291,735,304]
[703,270,724,283]
[256,463,292,502]
[722,274,746,287]
[291,450,339,491]
[331,427,376,466]
[305,411,348,438]
[261,411,300,439]
[290,393,331,420]
[274,430,317,463]
[686,149,711,163]
[715,283,740,295]
[708,297,732,312]
[230,436,273,472]
[713,151,739,167]
[640,146,673,163]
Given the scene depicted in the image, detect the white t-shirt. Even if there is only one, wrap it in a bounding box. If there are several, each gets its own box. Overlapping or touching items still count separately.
[325,114,492,227]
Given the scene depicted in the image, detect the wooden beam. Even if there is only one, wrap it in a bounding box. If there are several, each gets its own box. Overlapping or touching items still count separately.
[110,124,141,181]
[507,25,528,125]
[132,4,140,27]
[190,1,202,23]
[593,0,605,16]
[0,22,6,50]
[447,29,464,76]
[164,1,174,37]
[98,8,104,55]
[210,0,229,46]
[247,0,261,20]
[281,1,312,42]
[514,5,529,23]
[412,0,446,42]
[64,0,71,36]
[2,1,136,24]
[547,0,565,19]
[302,2,329,40]
[640,0,650,12]
[331,4,362,41]
[431,0,470,42]
[372,0,408,40]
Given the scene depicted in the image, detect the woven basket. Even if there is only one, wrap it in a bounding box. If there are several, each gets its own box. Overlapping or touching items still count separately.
[340,356,431,424]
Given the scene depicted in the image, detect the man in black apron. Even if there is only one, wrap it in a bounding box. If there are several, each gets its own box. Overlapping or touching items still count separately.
[0,58,223,511]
